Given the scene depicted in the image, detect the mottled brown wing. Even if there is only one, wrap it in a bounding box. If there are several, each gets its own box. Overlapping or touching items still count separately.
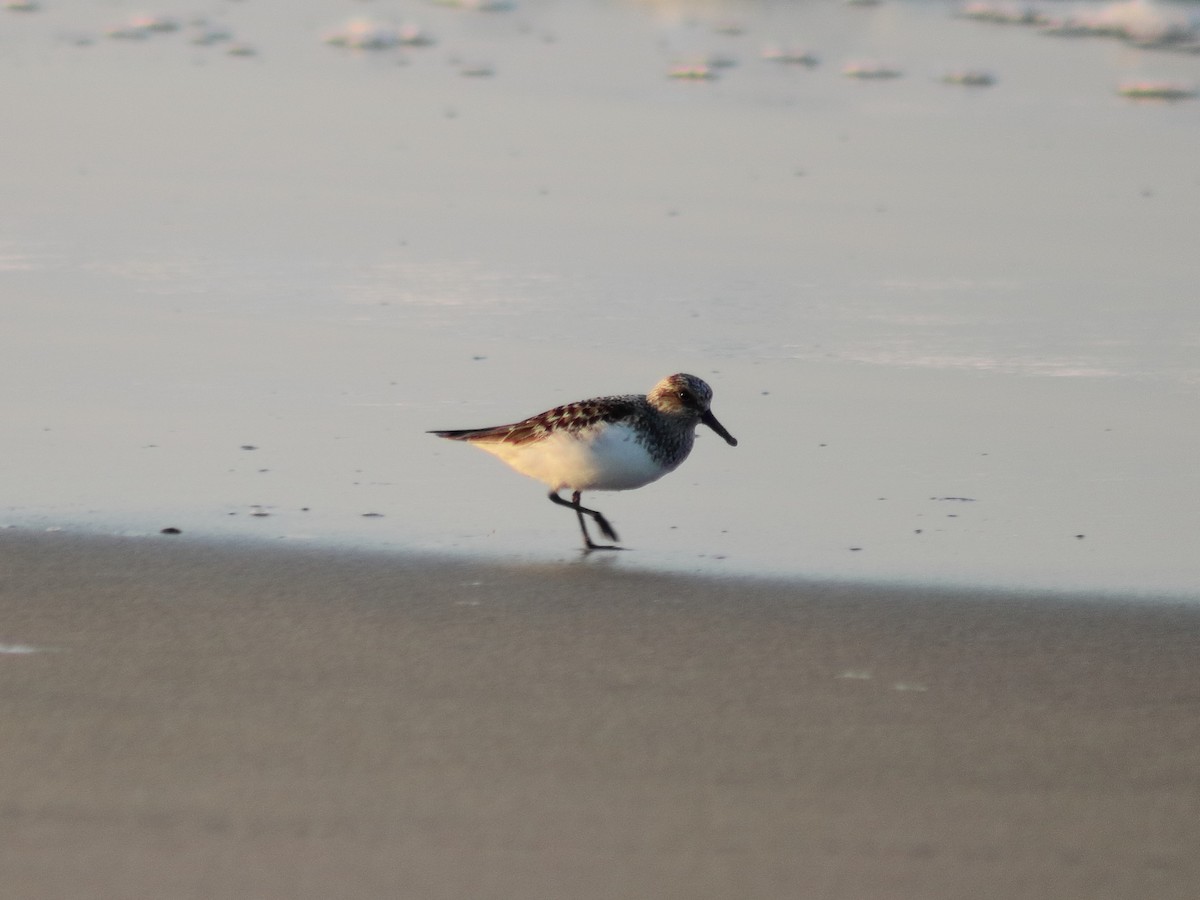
[429,395,640,445]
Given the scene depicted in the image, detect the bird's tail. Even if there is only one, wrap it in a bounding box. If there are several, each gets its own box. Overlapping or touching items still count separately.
[428,427,503,441]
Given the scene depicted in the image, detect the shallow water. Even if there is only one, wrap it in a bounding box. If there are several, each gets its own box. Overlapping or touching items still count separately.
[3,0,1199,594]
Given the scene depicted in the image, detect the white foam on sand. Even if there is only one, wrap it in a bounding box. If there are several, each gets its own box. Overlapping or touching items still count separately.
[0,644,45,655]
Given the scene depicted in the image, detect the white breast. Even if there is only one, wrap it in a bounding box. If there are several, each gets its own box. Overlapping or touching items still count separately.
[474,421,673,492]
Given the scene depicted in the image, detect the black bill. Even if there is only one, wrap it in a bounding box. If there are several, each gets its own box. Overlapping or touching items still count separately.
[701,409,738,446]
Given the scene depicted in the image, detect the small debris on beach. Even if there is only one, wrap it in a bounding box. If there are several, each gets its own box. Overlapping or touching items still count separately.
[668,62,719,80]
[1117,80,1195,100]
[842,61,903,79]
[432,0,515,11]
[956,2,1051,26]
[105,24,149,40]
[705,54,739,70]
[189,23,233,46]
[106,15,180,40]
[160,527,182,535]
[397,24,436,47]
[761,45,820,66]
[712,20,745,36]
[941,69,996,86]
[324,18,435,50]
[459,62,496,77]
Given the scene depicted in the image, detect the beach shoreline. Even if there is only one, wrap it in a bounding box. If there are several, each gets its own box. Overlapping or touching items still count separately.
[2,528,1198,899]
[4,2,1200,891]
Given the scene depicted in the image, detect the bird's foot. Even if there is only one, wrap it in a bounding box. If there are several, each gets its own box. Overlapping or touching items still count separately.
[582,540,625,553]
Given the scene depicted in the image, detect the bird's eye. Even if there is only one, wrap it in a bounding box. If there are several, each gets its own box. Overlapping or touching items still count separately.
[677,390,691,404]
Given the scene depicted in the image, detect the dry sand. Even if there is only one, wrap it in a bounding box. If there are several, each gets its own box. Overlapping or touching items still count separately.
[1,529,1197,899]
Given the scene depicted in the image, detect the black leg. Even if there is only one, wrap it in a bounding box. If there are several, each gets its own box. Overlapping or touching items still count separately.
[573,491,621,544]
[548,490,622,551]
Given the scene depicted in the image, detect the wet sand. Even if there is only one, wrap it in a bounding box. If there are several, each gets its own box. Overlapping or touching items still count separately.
[2,529,1197,899]
[5,0,1200,594]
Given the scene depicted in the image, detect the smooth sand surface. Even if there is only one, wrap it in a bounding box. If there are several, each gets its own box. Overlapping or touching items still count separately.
[2,530,1197,899]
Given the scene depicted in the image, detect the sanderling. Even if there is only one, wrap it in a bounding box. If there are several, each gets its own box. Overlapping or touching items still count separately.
[430,373,738,550]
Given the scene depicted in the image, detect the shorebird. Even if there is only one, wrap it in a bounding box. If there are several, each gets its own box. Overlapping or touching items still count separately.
[429,373,738,550]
